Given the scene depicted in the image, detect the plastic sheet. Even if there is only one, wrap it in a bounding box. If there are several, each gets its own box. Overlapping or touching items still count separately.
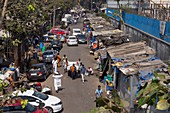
[139,70,154,81]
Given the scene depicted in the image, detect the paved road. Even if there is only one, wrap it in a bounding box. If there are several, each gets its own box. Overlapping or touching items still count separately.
[43,20,103,113]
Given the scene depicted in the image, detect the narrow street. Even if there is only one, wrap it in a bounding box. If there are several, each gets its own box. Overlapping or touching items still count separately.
[43,21,102,113]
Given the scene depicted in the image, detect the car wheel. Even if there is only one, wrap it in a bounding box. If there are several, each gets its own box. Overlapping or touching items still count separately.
[45,107,53,113]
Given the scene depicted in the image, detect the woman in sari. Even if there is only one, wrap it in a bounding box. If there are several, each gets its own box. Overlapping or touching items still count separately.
[57,53,61,67]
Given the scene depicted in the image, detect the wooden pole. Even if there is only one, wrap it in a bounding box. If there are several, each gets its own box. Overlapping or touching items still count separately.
[53,5,56,28]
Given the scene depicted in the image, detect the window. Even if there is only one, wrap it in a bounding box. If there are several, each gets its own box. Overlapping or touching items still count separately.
[74,30,80,33]
[24,103,36,112]
[69,36,76,39]
[33,91,48,100]
[43,51,53,55]
[78,35,86,39]
[21,96,36,102]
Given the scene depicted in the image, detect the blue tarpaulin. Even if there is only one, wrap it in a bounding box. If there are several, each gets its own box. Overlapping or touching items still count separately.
[139,70,154,81]
[111,58,123,62]
[148,56,160,61]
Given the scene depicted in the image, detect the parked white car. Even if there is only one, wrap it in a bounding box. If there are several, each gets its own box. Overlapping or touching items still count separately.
[72,28,81,36]
[67,36,78,46]
[12,90,62,113]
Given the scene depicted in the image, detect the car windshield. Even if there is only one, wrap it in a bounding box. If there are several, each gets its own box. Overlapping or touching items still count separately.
[77,35,86,39]
[69,37,76,39]
[33,91,48,100]
[24,103,37,112]
[74,30,80,33]
[30,65,42,71]
[43,51,53,55]
[52,40,59,44]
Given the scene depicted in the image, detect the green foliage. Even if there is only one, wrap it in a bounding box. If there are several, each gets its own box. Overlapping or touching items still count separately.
[136,72,170,110]
[1,0,49,45]
[92,90,126,113]
[21,99,28,109]
[0,79,10,92]
[86,107,112,113]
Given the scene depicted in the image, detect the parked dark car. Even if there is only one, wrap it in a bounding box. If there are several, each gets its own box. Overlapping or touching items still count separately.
[43,50,57,63]
[76,34,87,44]
[0,98,48,113]
[49,40,63,51]
[27,63,49,81]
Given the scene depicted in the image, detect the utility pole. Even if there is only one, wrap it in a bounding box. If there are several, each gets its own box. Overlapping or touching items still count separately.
[53,5,56,28]
[138,0,141,14]
[0,0,8,27]
[91,0,92,10]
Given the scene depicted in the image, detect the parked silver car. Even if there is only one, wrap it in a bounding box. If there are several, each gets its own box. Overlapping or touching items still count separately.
[43,50,58,63]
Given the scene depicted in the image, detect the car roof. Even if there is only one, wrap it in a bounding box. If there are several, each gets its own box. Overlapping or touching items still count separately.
[77,34,85,36]
[69,36,76,38]
[13,90,34,96]
[73,28,80,31]
[32,63,45,67]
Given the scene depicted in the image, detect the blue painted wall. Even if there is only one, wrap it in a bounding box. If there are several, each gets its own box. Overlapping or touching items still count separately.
[106,8,170,43]
[164,23,170,42]
[122,11,160,38]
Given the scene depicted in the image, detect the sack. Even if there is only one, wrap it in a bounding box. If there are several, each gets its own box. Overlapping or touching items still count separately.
[85,72,88,76]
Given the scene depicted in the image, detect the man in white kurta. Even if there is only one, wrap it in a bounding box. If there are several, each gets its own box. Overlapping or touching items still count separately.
[54,60,58,74]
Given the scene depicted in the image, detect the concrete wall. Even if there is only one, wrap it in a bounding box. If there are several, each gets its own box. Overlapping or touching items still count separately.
[123,23,170,61]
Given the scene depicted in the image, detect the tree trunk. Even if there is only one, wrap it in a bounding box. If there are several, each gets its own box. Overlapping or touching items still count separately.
[13,46,19,67]
[0,0,8,27]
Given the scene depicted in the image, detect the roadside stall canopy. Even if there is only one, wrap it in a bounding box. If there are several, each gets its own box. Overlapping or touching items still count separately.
[107,41,155,59]
[106,41,169,79]
[92,29,123,36]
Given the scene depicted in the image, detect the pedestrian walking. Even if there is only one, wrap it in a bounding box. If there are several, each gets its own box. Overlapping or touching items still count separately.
[39,42,44,50]
[95,85,103,107]
[16,66,20,80]
[70,64,76,80]
[78,62,83,77]
[42,45,46,53]
[52,58,55,73]
[62,54,67,67]
[64,58,68,73]
[77,58,82,67]
[80,64,86,82]
[57,53,61,67]
[53,57,58,74]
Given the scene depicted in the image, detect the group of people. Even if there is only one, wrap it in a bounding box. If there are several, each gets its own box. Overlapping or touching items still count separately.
[52,53,94,83]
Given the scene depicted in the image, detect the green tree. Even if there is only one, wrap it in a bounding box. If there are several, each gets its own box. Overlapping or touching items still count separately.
[114,0,124,30]
[1,0,49,65]
[136,72,170,111]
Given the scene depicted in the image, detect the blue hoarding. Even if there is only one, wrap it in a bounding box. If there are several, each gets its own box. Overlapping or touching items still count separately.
[106,8,170,43]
